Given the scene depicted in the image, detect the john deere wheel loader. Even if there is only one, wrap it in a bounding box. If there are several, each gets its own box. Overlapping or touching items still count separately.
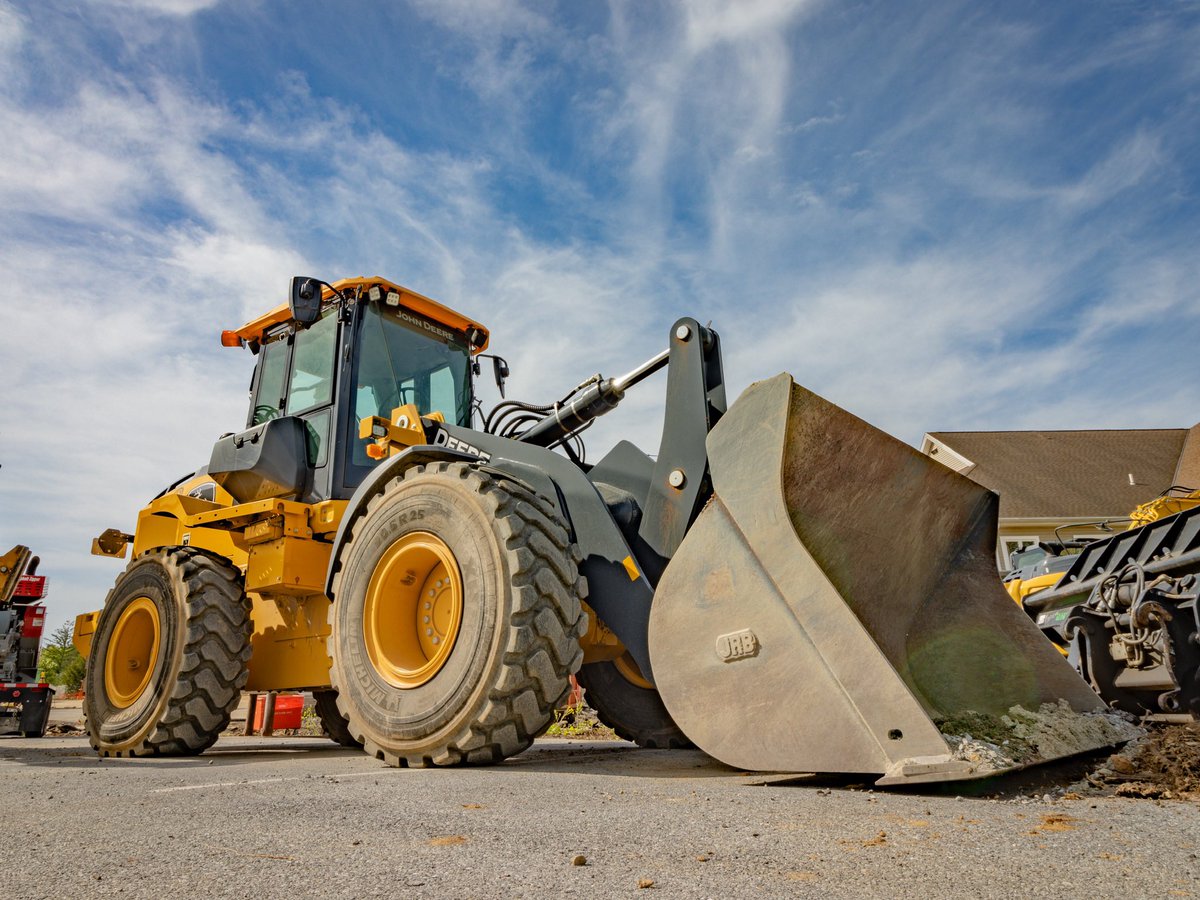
[76,276,1131,785]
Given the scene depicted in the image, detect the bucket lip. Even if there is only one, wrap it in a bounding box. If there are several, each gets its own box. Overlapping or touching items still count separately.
[875,753,1013,787]
[874,736,1137,788]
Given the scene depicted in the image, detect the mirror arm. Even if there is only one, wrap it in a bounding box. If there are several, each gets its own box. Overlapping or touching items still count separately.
[476,353,510,399]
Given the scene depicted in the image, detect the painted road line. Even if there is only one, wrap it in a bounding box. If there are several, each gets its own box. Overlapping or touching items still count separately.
[150,770,399,793]
[152,777,291,793]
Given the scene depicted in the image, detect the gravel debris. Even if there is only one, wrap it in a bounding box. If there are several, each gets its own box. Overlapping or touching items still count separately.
[939,700,1142,774]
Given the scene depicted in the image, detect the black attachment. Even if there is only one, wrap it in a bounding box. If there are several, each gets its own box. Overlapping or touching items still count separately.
[516,377,624,448]
[493,356,510,398]
[289,276,323,326]
[475,354,511,398]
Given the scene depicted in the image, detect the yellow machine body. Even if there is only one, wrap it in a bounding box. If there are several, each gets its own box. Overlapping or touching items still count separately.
[1127,488,1200,530]
[1004,570,1067,607]
[80,411,626,692]
[82,471,348,690]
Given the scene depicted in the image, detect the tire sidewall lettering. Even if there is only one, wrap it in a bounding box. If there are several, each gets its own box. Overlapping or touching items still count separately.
[333,479,508,744]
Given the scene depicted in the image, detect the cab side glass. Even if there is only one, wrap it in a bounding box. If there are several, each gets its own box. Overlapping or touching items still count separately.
[252,339,288,425]
[286,311,337,415]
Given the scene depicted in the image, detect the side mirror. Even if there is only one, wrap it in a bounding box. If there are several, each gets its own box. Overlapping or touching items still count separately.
[289,276,323,327]
[492,356,510,399]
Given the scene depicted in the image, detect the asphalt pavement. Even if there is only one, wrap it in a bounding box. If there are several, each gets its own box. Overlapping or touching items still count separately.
[2,734,1197,899]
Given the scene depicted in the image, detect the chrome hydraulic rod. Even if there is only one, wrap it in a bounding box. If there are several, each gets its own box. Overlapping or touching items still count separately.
[612,348,670,391]
[517,348,671,448]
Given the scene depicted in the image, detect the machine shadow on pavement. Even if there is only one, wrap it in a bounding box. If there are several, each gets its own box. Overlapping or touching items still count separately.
[3,735,744,780]
[3,734,1110,802]
[0,736,362,771]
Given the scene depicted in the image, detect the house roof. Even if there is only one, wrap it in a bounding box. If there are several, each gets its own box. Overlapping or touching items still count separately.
[1174,423,1200,487]
[926,428,1191,519]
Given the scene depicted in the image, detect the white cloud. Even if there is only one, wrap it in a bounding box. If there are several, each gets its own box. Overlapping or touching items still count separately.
[95,0,225,15]
[405,0,556,104]
[941,130,1167,213]
[407,0,546,38]
[1054,131,1164,211]
[681,0,819,52]
[0,1,24,51]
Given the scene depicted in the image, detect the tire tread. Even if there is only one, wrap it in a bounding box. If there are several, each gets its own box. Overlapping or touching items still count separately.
[88,547,251,758]
[331,462,587,767]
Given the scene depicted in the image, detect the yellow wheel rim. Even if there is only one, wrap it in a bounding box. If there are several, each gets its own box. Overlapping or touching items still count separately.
[104,596,161,709]
[364,532,463,688]
[613,651,655,690]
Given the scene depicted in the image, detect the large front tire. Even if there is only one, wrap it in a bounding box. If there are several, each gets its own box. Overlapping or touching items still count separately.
[328,463,587,767]
[84,548,251,757]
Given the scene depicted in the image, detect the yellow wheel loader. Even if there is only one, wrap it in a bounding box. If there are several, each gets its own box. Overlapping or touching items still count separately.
[76,276,1131,785]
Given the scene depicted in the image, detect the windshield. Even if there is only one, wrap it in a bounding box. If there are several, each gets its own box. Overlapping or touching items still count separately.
[352,303,472,466]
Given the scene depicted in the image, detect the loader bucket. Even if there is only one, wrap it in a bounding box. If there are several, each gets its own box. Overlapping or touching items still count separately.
[647,374,1132,786]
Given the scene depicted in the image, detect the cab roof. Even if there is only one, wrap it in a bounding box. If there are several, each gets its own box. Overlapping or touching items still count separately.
[228,276,490,353]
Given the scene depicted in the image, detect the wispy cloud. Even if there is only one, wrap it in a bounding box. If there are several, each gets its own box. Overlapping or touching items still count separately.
[96,0,226,15]
[681,0,819,52]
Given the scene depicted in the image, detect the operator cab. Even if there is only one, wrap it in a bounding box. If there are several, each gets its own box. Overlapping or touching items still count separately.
[209,277,488,505]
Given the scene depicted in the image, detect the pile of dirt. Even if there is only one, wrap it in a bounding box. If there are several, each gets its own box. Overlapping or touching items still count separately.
[938,700,1142,772]
[1083,723,1200,801]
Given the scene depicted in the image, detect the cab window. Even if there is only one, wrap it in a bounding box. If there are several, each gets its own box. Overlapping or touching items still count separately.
[351,304,471,468]
[251,338,288,425]
[286,311,337,415]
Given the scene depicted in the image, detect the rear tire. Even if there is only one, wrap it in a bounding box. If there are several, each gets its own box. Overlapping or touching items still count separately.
[328,462,587,766]
[576,653,693,749]
[313,689,361,747]
[84,548,251,757]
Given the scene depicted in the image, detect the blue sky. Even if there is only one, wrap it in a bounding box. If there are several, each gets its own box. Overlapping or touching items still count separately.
[2,0,1199,631]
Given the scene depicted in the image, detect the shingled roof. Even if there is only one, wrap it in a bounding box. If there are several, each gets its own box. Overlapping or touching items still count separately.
[926,428,1195,519]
